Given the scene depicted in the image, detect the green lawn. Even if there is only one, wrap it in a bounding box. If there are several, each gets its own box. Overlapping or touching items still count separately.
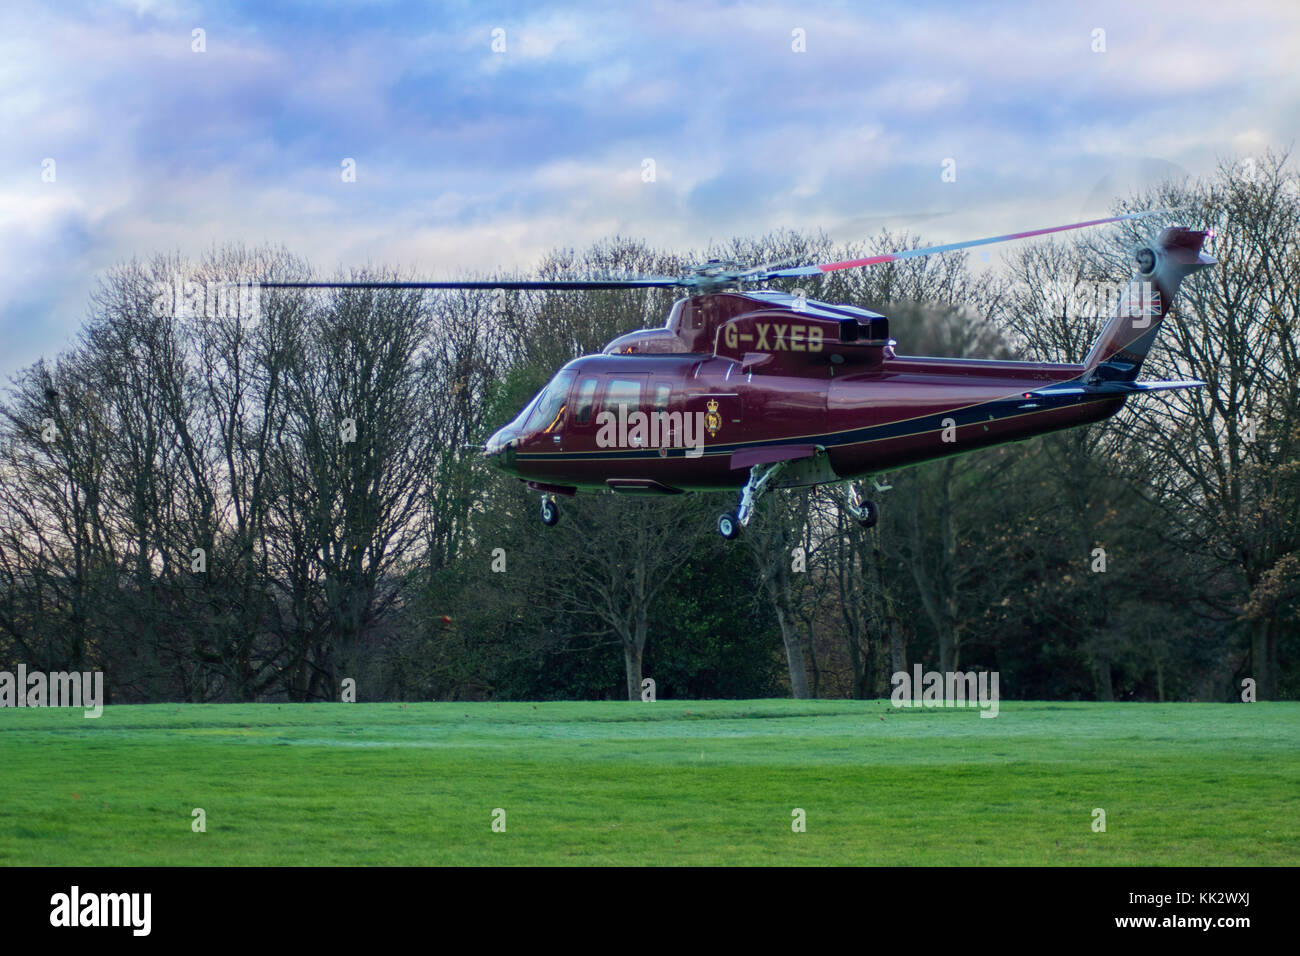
[0,700,1296,865]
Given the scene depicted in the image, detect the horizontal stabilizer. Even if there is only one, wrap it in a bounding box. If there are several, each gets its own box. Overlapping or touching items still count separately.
[1126,379,1206,392]
[1027,379,1204,399]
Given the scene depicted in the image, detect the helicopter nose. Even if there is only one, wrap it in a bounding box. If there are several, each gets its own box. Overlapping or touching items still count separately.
[484,431,515,470]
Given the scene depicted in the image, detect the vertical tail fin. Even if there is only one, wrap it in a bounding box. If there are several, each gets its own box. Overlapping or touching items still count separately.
[1084,226,1216,382]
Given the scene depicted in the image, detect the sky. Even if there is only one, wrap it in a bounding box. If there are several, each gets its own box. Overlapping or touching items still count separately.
[3,0,1298,377]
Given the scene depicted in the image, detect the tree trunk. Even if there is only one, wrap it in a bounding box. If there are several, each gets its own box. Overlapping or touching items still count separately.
[1093,658,1114,701]
[888,616,906,678]
[845,626,866,699]
[776,605,810,699]
[1250,618,1276,700]
[623,640,643,702]
[807,622,822,699]
[938,628,956,675]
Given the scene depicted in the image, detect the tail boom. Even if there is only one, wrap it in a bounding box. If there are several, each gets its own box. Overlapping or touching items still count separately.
[1083,225,1215,382]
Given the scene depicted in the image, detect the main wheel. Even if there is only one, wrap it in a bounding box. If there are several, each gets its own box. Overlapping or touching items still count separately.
[540,496,560,526]
[857,499,879,529]
[717,512,741,539]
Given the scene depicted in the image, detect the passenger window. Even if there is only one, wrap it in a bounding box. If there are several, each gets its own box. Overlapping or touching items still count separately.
[653,383,671,411]
[575,378,598,424]
[605,379,641,415]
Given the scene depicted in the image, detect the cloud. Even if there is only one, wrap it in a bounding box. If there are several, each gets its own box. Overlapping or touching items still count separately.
[1,0,1297,378]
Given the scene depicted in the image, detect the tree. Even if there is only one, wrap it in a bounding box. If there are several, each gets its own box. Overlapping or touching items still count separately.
[533,494,711,700]
[1098,154,1300,699]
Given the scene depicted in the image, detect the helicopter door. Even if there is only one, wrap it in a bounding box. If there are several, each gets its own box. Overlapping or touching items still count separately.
[603,377,644,450]
[565,375,600,450]
[650,380,676,450]
[687,391,742,448]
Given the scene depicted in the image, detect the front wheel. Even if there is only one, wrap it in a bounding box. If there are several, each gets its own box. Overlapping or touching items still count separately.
[718,512,741,539]
[540,496,560,526]
[857,499,879,529]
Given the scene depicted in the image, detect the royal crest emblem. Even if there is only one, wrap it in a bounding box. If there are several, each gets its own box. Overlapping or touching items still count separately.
[704,399,722,437]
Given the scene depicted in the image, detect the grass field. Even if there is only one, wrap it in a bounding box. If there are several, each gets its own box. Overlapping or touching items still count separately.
[0,699,1296,865]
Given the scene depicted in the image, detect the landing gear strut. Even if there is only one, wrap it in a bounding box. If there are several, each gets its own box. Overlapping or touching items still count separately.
[540,495,560,526]
[841,482,878,528]
[717,461,787,539]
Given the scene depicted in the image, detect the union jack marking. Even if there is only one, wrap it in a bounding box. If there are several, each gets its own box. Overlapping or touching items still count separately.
[1121,281,1161,318]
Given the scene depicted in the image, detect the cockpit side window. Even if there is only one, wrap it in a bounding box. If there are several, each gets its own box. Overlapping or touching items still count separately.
[523,370,576,434]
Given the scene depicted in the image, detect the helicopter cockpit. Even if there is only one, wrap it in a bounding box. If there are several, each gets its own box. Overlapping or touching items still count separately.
[485,369,576,461]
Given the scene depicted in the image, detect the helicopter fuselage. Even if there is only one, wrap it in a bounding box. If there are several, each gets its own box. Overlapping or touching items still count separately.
[484,292,1126,494]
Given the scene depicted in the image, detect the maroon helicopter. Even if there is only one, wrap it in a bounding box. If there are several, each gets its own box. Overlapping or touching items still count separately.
[268,213,1214,538]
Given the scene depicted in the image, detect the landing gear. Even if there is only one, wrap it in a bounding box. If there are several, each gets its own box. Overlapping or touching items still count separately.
[714,465,882,539]
[717,461,788,538]
[540,495,560,526]
[857,498,879,528]
[842,482,878,529]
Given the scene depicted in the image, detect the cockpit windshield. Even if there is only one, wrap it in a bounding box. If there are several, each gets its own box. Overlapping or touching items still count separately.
[521,370,575,435]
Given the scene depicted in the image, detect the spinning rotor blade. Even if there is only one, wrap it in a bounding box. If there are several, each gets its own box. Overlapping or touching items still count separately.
[761,211,1158,279]
[257,211,1161,295]
[259,278,685,291]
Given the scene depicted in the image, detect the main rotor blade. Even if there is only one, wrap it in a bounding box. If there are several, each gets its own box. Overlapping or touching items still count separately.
[259,278,685,291]
[762,211,1159,278]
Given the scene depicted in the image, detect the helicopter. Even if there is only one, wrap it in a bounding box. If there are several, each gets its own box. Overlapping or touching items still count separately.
[265,213,1215,538]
